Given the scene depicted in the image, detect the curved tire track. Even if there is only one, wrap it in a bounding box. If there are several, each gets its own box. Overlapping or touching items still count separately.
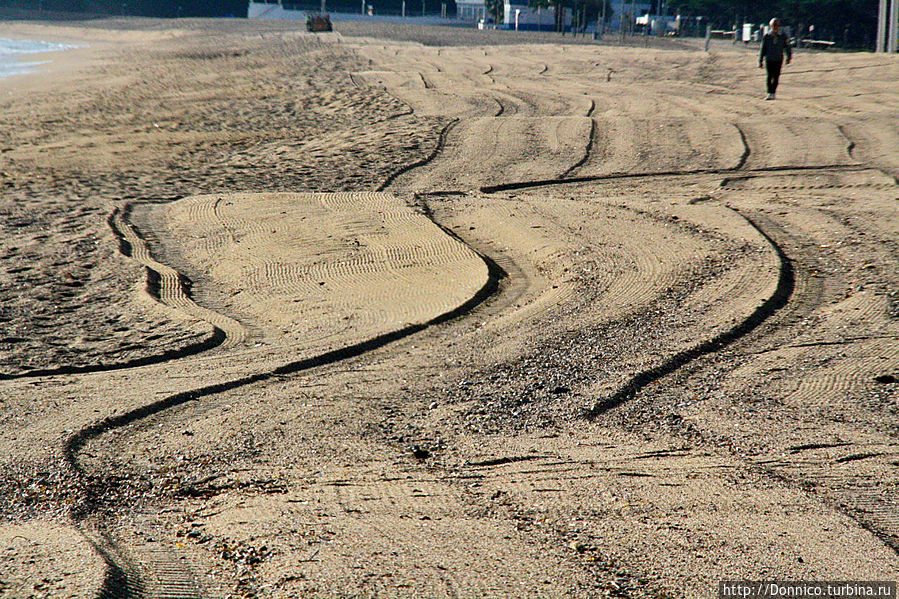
[482,163,867,194]
[63,214,505,599]
[476,170,795,418]
[561,119,596,179]
[113,203,248,349]
[0,205,247,381]
[377,118,459,191]
[583,209,793,418]
[734,122,751,170]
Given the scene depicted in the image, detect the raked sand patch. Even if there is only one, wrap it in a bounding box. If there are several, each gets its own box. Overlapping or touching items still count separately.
[148,191,490,352]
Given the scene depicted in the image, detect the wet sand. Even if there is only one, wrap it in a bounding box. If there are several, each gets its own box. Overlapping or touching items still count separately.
[0,17,897,599]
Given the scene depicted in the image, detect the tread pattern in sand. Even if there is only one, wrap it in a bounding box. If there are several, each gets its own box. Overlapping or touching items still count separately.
[155,192,489,350]
[391,117,593,191]
[579,117,749,175]
[447,431,899,596]
[738,118,856,170]
[111,207,248,349]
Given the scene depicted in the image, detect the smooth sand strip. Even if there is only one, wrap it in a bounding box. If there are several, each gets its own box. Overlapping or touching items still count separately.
[154,192,490,352]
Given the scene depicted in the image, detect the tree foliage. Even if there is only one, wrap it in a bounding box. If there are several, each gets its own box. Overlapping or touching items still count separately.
[0,0,248,17]
[667,0,879,46]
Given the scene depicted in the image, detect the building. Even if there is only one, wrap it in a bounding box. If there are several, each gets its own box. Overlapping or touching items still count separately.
[503,0,569,30]
[608,0,650,31]
[456,0,486,22]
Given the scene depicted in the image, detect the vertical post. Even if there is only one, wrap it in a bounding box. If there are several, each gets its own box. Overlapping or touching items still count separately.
[705,23,711,51]
[361,0,365,14]
[572,0,577,34]
[402,0,405,16]
[422,0,425,16]
[600,0,606,35]
[889,0,898,52]
[877,0,888,52]
[441,2,446,18]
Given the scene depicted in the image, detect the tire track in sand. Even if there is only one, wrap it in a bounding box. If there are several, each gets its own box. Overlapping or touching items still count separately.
[585,208,793,417]
[112,203,248,349]
[64,192,502,599]
[475,172,793,418]
[0,205,247,381]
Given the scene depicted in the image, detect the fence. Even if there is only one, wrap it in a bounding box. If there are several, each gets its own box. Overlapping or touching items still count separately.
[251,0,451,18]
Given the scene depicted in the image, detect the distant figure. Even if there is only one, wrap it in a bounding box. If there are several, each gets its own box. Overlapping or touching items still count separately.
[759,18,792,100]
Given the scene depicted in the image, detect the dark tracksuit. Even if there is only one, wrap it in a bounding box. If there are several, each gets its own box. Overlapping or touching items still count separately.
[759,30,792,94]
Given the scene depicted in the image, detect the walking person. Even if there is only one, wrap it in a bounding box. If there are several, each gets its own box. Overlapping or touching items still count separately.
[758,18,792,100]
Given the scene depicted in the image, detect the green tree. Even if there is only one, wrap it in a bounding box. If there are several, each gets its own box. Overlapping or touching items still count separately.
[486,0,503,23]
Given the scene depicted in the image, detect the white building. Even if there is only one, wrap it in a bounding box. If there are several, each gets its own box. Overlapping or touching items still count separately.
[635,13,679,35]
[456,0,486,22]
[608,0,651,31]
[503,0,569,30]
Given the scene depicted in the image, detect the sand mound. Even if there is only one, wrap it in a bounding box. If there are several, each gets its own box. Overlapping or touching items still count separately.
[148,192,490,352]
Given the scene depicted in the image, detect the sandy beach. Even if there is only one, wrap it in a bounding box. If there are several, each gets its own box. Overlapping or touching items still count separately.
[0,16,897,599]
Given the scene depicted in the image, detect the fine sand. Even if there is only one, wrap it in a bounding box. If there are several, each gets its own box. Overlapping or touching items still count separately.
[0,16,897,599]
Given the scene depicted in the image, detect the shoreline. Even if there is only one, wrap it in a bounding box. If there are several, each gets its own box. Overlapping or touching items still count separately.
[0,38,81,82]
[0,26,97,92]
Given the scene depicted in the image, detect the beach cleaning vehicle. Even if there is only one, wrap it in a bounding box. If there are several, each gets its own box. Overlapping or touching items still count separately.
[306,12,332,32]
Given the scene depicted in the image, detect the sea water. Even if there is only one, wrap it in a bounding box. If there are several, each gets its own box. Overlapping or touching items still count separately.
[0,38,78,80]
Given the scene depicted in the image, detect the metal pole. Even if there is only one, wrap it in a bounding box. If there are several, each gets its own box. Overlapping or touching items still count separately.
[402,0,405,17]
[705,23,711,51]
[877,0,888,52]
[889,0,898,52]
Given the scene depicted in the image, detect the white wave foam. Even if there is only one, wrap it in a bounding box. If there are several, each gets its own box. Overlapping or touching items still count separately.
[0,38,79,80]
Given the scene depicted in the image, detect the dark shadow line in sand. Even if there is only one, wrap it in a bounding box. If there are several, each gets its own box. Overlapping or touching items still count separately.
[64,253,504,476]
[836,124,857,161]
[719,165,894,189]
[0,205,229,382]
[465,455,549,468]
[583,209,793,419]
[561,119,596,179]
[0,328,227,382]
[734,122,751,170]
[481,163,866,194]
[377,118,459,191]
[63,218,506,598]
[383,106,415,121]
[493,97,505,117]
[88,534,144,599]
